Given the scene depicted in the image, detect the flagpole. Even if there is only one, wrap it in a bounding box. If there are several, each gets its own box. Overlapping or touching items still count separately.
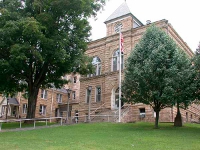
[119,29,122,122]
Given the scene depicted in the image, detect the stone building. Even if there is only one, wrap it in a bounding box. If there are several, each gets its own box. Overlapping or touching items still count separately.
[0,89,67,119]
[0,2,199,123]
[0,73,80,121]
[71,2,199,123]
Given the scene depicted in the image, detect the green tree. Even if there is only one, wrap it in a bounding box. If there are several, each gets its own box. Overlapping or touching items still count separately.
[0,0,105,120]
[193,42,200,101]
[122,25,191,128]
[172,49,196,127]
[190,42,200,125]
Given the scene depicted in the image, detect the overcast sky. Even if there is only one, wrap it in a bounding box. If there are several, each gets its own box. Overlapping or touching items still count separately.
[89,0,200,52]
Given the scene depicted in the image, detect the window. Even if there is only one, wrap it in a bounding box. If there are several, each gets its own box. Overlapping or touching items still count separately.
[186,112,188,122]
[39,105,46,115]
[41,89,47,99]
[86,89,90,103]
[68,92,71,99]
[72,91,76,100]
[96,87,101,102]
[55,108,61,117]
[92,56,101,76]
[1,106,6,115]
[88,56,101,77]
[139,108,145,118]
[113,87,123,108]
[112,49,124,71]
[73,76,77,83]
[60,111,63,117]
[56,94,62,103]
[22,104,27,114]
[133,22,139,28]
[113,88,119,108]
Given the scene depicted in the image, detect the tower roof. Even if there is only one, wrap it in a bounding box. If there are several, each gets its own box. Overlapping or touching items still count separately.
[105,2,131,23]
[104,2,143,26]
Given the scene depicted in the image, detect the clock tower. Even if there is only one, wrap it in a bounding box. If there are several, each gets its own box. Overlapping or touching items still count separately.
[104,2,143,36]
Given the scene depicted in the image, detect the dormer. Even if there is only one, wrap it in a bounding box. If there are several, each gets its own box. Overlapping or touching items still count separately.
[104,2,143,36]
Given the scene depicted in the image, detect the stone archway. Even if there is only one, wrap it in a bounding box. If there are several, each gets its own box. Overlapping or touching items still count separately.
[111,87,119,110]
[111,87,124,110]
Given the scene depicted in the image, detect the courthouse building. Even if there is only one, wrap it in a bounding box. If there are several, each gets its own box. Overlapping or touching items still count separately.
[70,2,198,123]
[0,2,199,123]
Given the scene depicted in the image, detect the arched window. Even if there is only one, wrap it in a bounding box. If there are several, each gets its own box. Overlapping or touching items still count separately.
[112,49,124,71]
[92,56,101,76]
[87,56,101,77]
[92,57,101,76]
[113,87,124,109]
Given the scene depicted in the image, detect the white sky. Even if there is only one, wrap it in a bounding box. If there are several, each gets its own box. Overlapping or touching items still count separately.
[89,0,200,52]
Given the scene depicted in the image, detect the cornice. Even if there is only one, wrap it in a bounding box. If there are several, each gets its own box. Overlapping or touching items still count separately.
[80,70,124,82]
[168,24,194,57]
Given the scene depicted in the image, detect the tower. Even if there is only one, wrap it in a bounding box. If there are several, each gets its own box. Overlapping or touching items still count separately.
[104,2,143,36]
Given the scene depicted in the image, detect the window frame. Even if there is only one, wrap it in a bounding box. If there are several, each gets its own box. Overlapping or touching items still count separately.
[112,49,124,71]
[72,91,76,100]
[1,106,6,115]
[88,56,101,77]
[22,104,28,114]
[139,108,145,118]
[95,86,101,102]
[39,105,46,115]
[41,89,48,99]
[56,93,62,103]
[73,76,77,83]
[86,89,90,103]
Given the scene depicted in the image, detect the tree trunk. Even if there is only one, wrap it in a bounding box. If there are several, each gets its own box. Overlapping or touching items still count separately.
[154,110,160,129]
[25,86,39,124]
[174,103,182,127]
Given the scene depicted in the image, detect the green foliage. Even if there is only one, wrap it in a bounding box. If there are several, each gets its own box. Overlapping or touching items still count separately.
[0,0,106,118]
[192,41,200,101]
[172,49,196,108]
[122,25,195,128]
[123,25,177,109]
[0,0,105,90]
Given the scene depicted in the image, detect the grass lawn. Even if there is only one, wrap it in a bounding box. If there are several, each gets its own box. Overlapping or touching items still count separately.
[0,122,200,150]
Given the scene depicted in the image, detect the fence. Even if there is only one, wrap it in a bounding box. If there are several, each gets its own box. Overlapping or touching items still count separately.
[0,117,63,131]
[70,114,119,123]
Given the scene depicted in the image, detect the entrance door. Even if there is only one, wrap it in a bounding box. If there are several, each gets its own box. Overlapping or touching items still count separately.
[114,88,119,109]
[112,87,124,110]
[55,108,60,117]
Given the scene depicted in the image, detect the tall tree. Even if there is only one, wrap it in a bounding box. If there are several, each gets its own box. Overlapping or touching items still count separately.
[172,49,196,127]
[122,25,187,128]
[193,42,200,101]
[0,0,105,120]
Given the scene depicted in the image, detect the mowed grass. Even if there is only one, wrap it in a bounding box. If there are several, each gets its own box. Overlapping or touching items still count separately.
[0,122,200,150]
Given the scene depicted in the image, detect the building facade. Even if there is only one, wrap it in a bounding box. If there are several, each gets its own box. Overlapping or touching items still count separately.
[0,2,199,123]
[72,2,198,123]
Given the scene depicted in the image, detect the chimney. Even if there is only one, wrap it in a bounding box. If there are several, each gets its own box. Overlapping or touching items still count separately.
[146,20,151,25]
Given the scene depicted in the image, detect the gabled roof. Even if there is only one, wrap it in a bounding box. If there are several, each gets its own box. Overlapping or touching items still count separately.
[7,97,19,105]
[105,2,131,23]
[104,2,143,26]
